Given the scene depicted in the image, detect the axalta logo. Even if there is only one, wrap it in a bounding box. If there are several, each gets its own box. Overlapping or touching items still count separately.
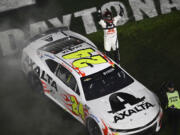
[114,101,154,123]
[24,55,57,91]
[108,92,154,123]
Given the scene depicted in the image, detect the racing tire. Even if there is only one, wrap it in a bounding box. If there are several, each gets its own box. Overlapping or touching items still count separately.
[28,71,43,94]
[86,118,102,135]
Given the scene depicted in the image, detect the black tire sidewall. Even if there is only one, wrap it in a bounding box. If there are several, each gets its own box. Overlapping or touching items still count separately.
[86,118,102,135]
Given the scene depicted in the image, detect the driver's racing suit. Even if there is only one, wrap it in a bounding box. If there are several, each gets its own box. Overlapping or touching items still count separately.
[99,15,122,63]
[98,15,122,52]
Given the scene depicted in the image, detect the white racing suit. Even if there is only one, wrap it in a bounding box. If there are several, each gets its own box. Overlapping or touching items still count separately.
[99,15,122,63]
[99,15,122,52]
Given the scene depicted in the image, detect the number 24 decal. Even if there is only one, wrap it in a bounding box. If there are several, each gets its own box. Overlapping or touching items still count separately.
[70,96,85,120]
[63,48,107,68]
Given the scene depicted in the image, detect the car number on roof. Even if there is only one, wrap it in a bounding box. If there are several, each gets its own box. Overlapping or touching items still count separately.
[62,48,107,68]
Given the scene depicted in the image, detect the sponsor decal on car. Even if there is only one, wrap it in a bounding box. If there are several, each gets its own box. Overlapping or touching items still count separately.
[102,120,118,135]
[24,56,58,91]
[71,65,86,77]
[61,62,73,72]
[41,80,51,93]
[62,48,107,68]
[34,66,57,91]
[113,102,154,123]
[108,92,155,123]
[62,94,89,121]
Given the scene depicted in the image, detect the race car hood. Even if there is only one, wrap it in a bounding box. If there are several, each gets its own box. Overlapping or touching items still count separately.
[87,81,160,130]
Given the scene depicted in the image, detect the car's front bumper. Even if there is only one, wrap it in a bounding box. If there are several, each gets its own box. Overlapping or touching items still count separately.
[109,107,163,135]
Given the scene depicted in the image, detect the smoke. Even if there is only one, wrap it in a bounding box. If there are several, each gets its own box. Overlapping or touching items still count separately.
[0,0,35,13]
[0,56,87,135]
[0,1,87,135]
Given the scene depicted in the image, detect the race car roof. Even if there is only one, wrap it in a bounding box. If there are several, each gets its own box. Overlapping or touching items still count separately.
[30,28,114,77]
[55,42,114,76]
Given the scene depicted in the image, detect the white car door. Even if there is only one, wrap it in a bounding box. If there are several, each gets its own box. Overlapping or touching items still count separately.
[55,64,87,123]
[43,59,60,99]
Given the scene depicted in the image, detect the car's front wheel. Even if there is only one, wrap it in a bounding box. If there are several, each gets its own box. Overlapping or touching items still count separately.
[86,118,102,135]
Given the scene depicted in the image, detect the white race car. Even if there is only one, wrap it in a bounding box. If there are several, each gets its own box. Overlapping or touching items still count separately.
[21,27,163,135]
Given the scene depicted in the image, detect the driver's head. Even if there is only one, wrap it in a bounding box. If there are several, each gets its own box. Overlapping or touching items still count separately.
[103,9,113,23]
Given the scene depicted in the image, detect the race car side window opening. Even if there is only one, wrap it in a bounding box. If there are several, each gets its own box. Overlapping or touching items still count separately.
[56,65,80,95]
[81,65,134,101]
[45,59,58,73]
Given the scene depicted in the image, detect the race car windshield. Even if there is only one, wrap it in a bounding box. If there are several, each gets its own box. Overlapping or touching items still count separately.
[81,65,134,101]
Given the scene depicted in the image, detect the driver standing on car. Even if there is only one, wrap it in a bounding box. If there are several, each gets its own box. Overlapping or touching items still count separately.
[97,5,124,64]
[162,81,180,135]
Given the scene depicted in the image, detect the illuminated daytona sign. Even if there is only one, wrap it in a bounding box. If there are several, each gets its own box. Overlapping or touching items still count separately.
[0,0,180,56]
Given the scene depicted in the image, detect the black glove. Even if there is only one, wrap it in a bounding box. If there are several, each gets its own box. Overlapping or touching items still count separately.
[119,5,124,17]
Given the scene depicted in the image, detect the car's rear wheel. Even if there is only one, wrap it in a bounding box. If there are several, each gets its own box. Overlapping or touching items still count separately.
[86,118,102,135]
[28,71,43,94]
